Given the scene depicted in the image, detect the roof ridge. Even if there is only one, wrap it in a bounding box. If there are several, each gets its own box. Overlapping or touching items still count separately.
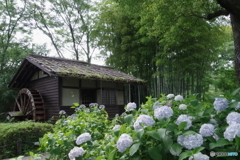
[28,54,113,69]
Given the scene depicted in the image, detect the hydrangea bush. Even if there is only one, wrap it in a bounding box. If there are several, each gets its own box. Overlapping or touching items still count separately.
[40,92,240,160]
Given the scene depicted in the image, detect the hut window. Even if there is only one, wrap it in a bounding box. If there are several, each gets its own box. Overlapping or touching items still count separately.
[102,89,116,105]
[82,89,96,106]
[62,88,80,106]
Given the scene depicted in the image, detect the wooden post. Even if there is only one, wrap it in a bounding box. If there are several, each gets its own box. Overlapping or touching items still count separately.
[17,138,22,155]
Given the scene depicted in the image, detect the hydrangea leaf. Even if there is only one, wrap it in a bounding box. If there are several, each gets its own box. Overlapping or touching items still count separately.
[148,146,162,160]
[190,99,199,107]
[162,135,173,151]
[178,121,188,131]
[136,129,144,139]
[179,150,192,160]
[192,147,205,154]
[129,142,141,156]
[170,143,182,156]
[107,149,116,160]
[147,130,161,140]
[123,114,134,125]
[182,130,197,135]
[158,128,167,139]
[209,138,233,149]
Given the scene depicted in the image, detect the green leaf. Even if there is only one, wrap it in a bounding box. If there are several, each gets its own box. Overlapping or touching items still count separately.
[163,135,173,150]
[209,138,233,149]
[193,147,205,154]
[114,130,120,137]
[158,128,167,139]
[178,122,187,130]
[190,100,198,107]
[179,150,192,160]
[129,142,141,156]
[136,129,144,139]
[123,114,134,125]
[108,149,116,160]
[120,124,127,133]
[182,130,197,135]
[232,87,240,96]
[148,147,162,160]
[170,143,182,156]
[147,130,161,140]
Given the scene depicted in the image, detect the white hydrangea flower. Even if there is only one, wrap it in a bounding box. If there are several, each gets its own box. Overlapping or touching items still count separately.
[154,106,173,120]
[174,95,184,101]
[175,115,192,130]
[224,123,240,141]
[236,102,240,110]
[189,152,209,160]
[113,125,121,130]
[199,124,215,137]
[213,98,228,111]
[126,102,137,111]
[133,115,155,131]
[153,101,163,110]
[177,134,203,150]
[99,105,105,109]
[179,104,187,110]
[68,147,85,160]
[59,110,66,115]
[167,94,175,99]
[76,133,91,145]
[209,118,217,124]
[116,134,133,152]
[226,112,240,125]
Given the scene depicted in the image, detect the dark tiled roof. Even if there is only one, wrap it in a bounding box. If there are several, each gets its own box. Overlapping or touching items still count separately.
[26,55,144,83]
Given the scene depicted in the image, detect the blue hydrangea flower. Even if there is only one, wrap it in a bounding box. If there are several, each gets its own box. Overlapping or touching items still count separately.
[177,134,203,150]
[116,134,133,152]
[59,110,66,115]
[213,98,228,111]
[189,152,209,160]
[224,123,240,141]
[175,115,192,130]
[126,102,137,111]
[133,115,155,131]
[76,133,91,145]
[154,106,173,120]
[199,124,215,137]
[226,112,240,125]
[153,101,163,110]
[68,147,85,160]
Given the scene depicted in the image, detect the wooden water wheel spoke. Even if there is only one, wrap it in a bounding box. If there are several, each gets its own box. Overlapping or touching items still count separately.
[11,88,45,122]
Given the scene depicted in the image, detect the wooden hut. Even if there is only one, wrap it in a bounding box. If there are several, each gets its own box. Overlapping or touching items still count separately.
[8,54,144,121]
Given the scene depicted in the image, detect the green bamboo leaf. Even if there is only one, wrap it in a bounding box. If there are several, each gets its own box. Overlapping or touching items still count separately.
[148,147,162,160]
[129,142,141,156]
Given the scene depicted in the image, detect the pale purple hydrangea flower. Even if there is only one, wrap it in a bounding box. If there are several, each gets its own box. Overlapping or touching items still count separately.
[174,95,184,101]
[199,124,215,137]
[99,105,105,109]
[116,134,133,152]
[113,125,121,130]
[154,106,173,120]
[76,133,91,145]
[189,152,209,160]
[126,102,137,111]
[133,115,155,131]
[68,147,85,160]
[226,112,240,125]
[224,123,240,141]
[153,101,163,110]
[177,134,203,150]
[59,110,66,115]
[179,104,187,110]
[175,115,192,130]
[167,94,175,99]
[213,98,228,111]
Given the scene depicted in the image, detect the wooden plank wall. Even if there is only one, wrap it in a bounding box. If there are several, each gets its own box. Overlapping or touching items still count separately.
[28,77,59,121]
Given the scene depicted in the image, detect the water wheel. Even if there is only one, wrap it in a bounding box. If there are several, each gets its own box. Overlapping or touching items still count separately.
[8,88,46,122]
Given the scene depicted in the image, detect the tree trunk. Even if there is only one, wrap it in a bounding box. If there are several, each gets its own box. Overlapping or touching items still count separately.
[231,13,240,85]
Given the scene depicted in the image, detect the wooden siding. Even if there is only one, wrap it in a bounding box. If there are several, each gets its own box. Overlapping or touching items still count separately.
[28,76,59,121]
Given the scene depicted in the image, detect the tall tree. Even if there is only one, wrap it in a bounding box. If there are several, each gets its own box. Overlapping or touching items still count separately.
[29,0,99,63]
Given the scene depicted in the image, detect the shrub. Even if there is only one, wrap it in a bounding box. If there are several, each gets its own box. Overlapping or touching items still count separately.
[40,92,240,160]
[0,121,53,159]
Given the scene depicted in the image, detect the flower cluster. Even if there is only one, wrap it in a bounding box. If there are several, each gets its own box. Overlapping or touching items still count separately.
[224,123,240,141]
[175,115,192,130]
[126,102,137,111]
[199,124,215,137]
[133,115,155,131]
[179,104,187,110]
[213,98,228,111]
[116,134,133,152]
[174,95,184,101]
[189,152,209,160]
[154,106,173,120]
[59,110,66,115]
[68,147,85,160]
[166,94,175,99]
[153,101,163,110]
[89,103,98,107]
[226,112,240,125]
[113,125,121,130]
[99,105,105,109]
[177,134,203,150]
[76,133,91,145]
